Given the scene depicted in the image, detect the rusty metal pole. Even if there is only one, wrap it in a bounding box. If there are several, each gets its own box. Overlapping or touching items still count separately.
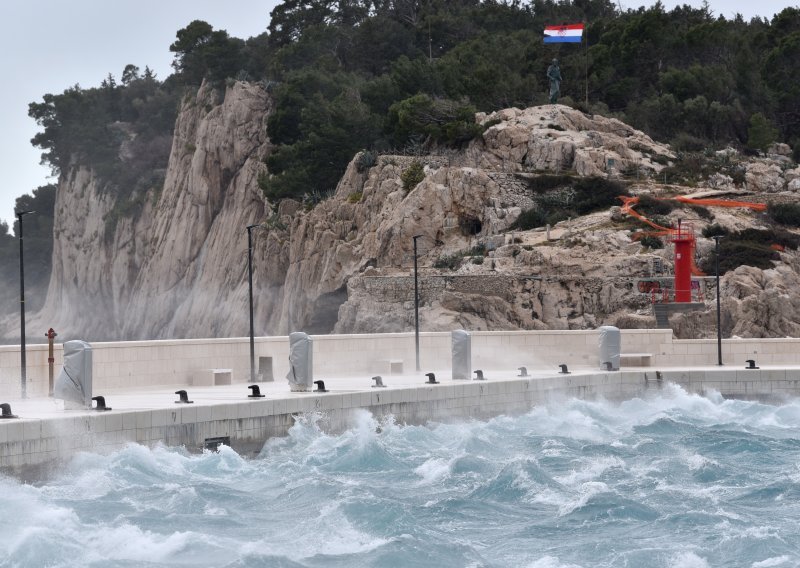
[46,328,57,395]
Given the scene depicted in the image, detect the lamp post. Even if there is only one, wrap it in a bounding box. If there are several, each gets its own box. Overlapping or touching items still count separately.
[16,210,34,399]
[713,235,723,366]
[413,235,422,372]
[246,224,263,383]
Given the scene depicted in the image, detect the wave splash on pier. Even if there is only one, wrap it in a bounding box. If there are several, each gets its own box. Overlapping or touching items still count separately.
[2,384,800,567]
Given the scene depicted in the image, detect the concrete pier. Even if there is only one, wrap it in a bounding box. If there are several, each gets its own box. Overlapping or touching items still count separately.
[2,363,800,477]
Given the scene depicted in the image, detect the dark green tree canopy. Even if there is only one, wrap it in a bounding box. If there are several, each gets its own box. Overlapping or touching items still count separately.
[25,1,800,208]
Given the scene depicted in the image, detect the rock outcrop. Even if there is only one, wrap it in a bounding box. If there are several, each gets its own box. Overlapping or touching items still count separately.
[475,105,674,176]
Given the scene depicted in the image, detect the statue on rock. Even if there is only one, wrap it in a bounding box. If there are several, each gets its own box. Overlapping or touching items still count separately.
[547,58,562,104]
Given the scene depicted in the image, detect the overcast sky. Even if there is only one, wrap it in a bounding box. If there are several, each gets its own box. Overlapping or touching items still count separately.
[0,0,795,228]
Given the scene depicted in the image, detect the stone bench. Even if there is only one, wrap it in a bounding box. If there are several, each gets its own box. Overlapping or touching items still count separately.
[620,353,653,367]
[192,368,233,386]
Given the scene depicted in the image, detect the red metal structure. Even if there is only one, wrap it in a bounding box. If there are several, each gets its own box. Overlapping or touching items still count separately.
[668,223,695,302]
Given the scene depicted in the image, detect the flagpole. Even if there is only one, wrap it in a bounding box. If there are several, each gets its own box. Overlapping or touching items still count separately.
[584,20,589,107]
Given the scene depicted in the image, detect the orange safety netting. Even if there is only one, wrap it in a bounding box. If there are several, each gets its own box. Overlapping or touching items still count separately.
[672,195,767,211]
[617,194,766,277]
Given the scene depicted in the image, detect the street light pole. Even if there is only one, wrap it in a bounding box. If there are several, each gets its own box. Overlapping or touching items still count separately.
[16,210,34,399]
[413,235,422,372]
[714,235,723,366]
[246,224,262,383]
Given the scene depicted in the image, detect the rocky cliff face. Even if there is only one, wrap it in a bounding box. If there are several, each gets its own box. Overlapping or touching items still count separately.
[19,96,800,342]
[262,105,674,334]
[27,81,274,340]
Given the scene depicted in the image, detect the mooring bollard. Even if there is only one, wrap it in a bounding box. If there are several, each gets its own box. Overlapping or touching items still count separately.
[45,328,57,396]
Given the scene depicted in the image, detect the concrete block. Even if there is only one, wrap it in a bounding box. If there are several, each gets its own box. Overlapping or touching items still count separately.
[5,421,24,444]
[135,411,152,430]
[273,399,287,416]
[211,404,229,421]
[22,421,41,441]
[284,398,302,415]
[195,405,212,423]
[178,405,197,424]
[151,410,169,428]
[247,399,273,418]
[236,403,253,420]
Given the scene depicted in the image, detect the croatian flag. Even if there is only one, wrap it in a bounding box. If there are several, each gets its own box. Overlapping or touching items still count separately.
[543,23,584,44]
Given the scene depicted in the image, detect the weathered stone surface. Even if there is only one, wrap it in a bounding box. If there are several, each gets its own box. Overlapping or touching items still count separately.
[785,167,800,183]
[768,142,792,156]
[707,173,736,190]
[476,105,674,176]
[745,161,785,192]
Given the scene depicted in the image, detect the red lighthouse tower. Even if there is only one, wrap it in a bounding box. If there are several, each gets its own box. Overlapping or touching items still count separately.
[669,222,695,302]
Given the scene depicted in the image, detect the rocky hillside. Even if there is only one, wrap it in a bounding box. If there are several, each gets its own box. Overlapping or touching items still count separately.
[13,82,800,341]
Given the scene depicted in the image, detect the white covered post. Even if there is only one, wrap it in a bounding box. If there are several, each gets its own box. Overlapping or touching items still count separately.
[598,326,621,371]
[451,329,472,381]
[286,332,313,391]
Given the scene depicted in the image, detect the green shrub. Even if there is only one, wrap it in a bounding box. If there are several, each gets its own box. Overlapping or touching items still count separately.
[347,192,363,203]
[730,166,746,186]
[688,204,713,220]
[512,208,547,230]
[525,174,574,193]
[471,256,484,265]
[570,178,628,214]
[700,240,778,275]
[637,194,675,216]
[698,228,800,275]
[401,161,425,193]
[640,235,664,249]
[434,253,463,270]
[468,243,487,256]
[768,202,800,227]
[670,133,706,152]
[388,94,482,147]
[747,112,778,152]
[511,177,627,232]
[702,224,728,238]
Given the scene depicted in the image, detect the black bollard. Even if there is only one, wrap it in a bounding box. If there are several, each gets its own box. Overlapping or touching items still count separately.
[425,372,439,384]
[603,361,613,371]
[517,366,528,377]
[0,403,18,419]
[372,376,386,388]
[314,380,328,392]
[745,359,759,370]
[248,385,265,398]
[474,370,486,380]
[92,396,112,411]
[558,364,571,375]
[174,390,194,404]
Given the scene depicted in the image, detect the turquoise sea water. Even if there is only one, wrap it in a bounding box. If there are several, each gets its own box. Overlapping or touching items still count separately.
[2,384,800,567]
